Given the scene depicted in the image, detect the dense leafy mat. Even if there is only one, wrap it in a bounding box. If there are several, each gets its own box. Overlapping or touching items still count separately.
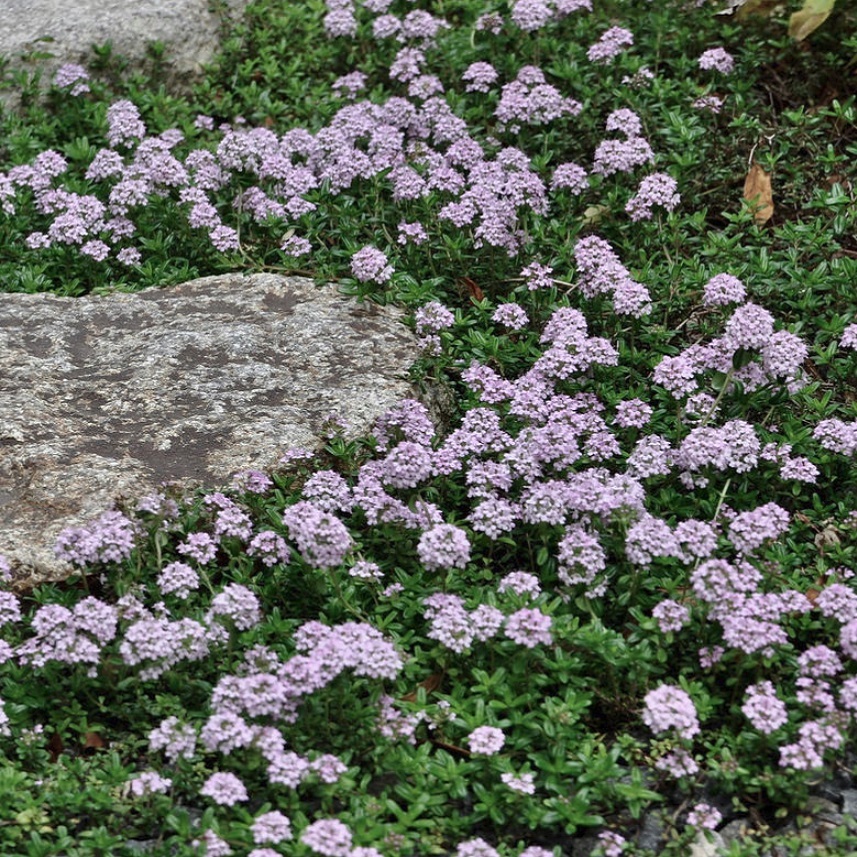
[0,1,856,855]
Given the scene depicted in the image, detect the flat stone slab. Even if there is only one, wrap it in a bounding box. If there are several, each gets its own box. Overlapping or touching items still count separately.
[0,0,247,93]
[0,273,424,588]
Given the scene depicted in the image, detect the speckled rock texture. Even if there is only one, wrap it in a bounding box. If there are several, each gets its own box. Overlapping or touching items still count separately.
[0,273,427,588]
[0,0,247,93]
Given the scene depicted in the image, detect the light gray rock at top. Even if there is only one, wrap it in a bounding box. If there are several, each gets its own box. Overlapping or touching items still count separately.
[0,0,248,92]
[0,273,428,590]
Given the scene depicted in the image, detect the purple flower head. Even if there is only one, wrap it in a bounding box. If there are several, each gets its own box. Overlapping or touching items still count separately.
[652,599,690,633]
[401,9,449,42]
[573,235,651,315]
[209,224,239,252]
[627,435,672,478]
[53,63,90,95]
[205,494,253,541]
[816,583,857,623]
[148,716,196,762]
[373,398,435,452]
[762,329,807,381]
[176,531,218,565]
[625,514,682,566]
[462,62,498,93]
[675,519,718,559]
[200,771,248,806]
[642,684,700,740]
[468,725,505,755]
[246,530,290,567]
[350,246,393,283]
[381,441,433,489]
[551,162,589,193]
[302,470,354,513]
[195,830,232,857]
[613,398,653,428]
[742,680,789,734]
[511,0,554,31]
[300,818,353,857]
[727,502,789,554]
[208,583,262,630]
[698,47,735,74]
[840,323,857,349]
[779,717,844,770]
[693,94,724,113]
[596,831,627,857]
[455,839,500,857]
[496,72,581,129]
[505,607,552,648]
[691,557,761,606]
[555,0,592,12]
[106,100,146,148]
[332,71,367,99]
[475,13,504,33]
[282,501,353,568]
[724,302,775,351]
[813,419,857,455]
[417,524,471,571]
[703,273,746,306]
[587,27,634,63]
[626,172,680,221]
[278,233,312,256]
[592,136,654,176]
[397,220,428,244]
[687,803,722,831]
[129,770,172,797]
[324,6,358,38]
[55,510,138,568]
[414,300,454,335]
[557,525,607,589]
[157,562,199,598]
[389,46,425,81]
[120,616,210,680]
[424,593,473,652]
[252,811,293,844]
[606,108,643,137]
[492,302,529,330]
[653,354,699,399]
[520,261,554,290]
[498,571,541,598]
[501,771,536,794]
[232,469,273,494]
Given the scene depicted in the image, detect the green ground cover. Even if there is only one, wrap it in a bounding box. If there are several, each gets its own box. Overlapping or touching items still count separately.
[0,1,856,855]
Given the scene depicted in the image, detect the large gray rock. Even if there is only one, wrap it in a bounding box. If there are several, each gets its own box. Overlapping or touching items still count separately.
[0,0,248,93]
[0,273,429,589]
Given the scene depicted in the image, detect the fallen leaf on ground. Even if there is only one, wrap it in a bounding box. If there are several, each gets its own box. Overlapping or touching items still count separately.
[401,672,444,702]
[732,0,784,19]
[83,731,106,752]
[743,163,774,224]
[789,0,836,40]
[47,732,64,763]
[459,277,485,302]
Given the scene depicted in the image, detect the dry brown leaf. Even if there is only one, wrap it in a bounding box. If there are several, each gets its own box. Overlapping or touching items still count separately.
[743,163,774,224]
[401,672,444,702]
[459,277,485,302]
[83,731,106,752]
[47,732,64,763]
[789,0,835,40]
[733,0,784,20]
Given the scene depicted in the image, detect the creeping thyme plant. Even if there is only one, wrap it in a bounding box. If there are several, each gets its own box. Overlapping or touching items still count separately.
[1,0,856,855]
